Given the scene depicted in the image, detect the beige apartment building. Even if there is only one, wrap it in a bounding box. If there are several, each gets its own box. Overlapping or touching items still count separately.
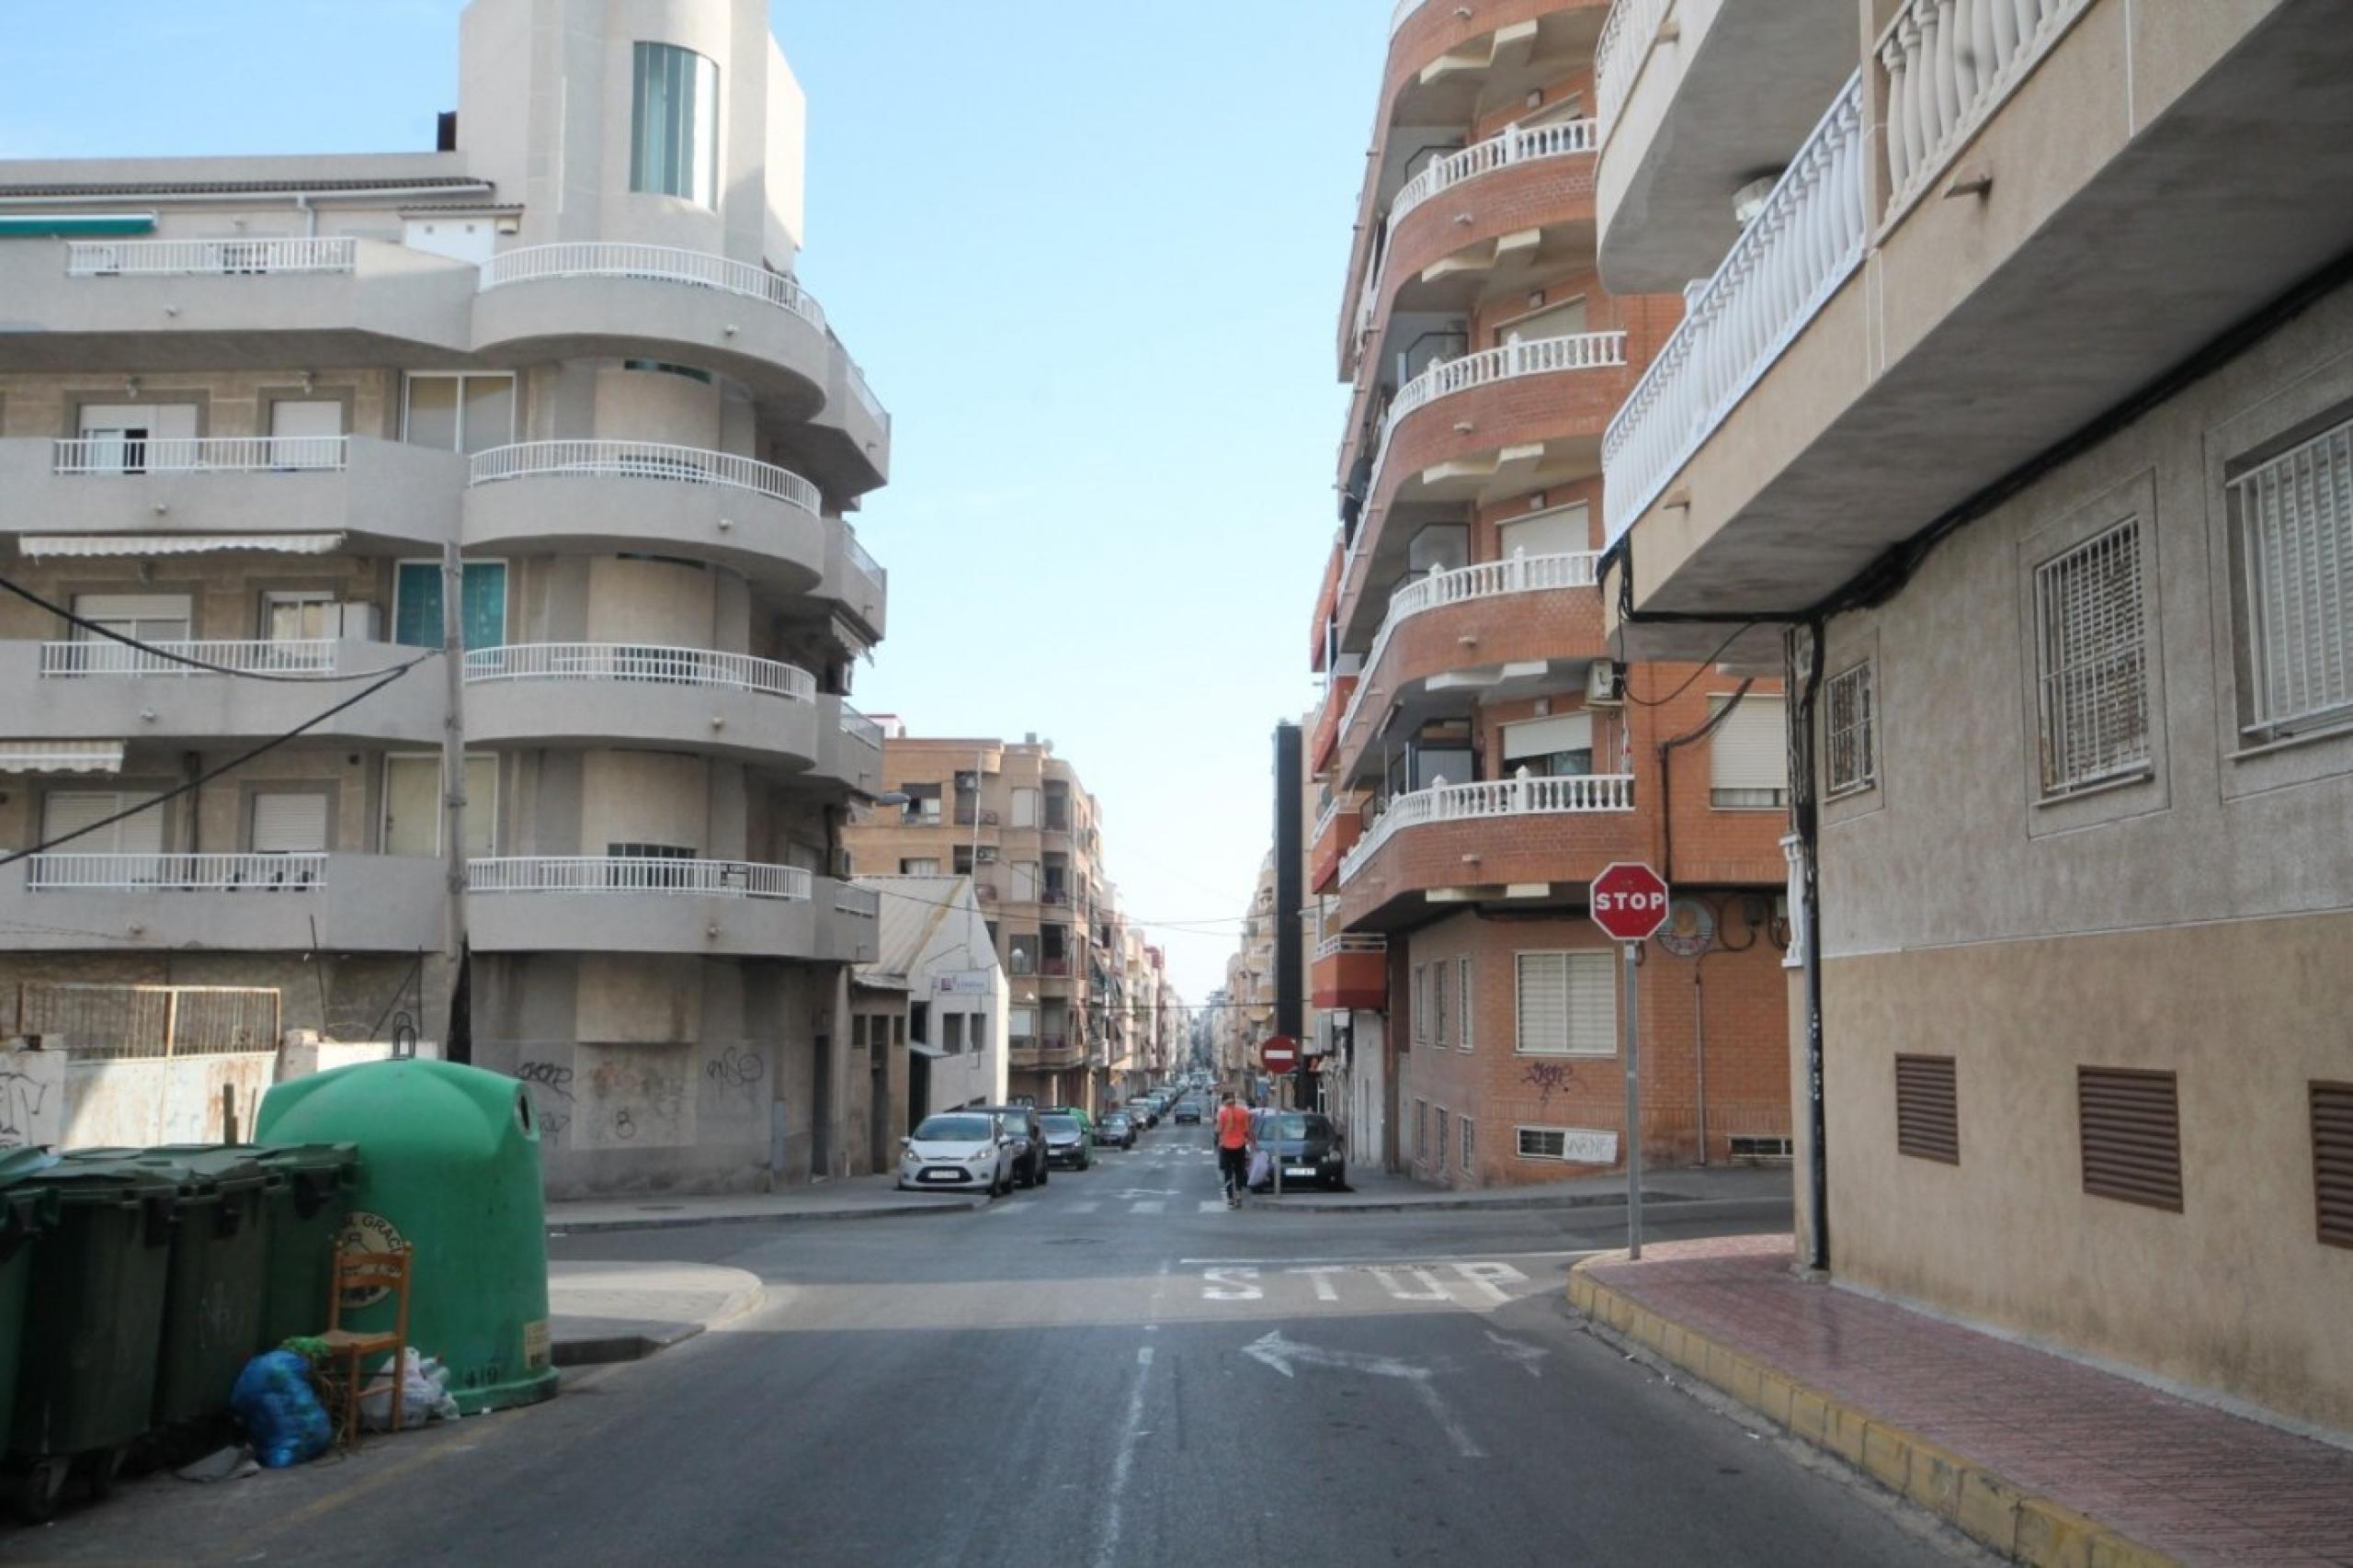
[0,0,892,1199]
[1596,0,2353,1431]
[1309,0,1792,1190]
[842,733,1133,1112]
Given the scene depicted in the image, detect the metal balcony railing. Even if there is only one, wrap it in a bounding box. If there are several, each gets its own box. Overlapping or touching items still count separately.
[26,852,326,892]
[1314,934,1389,960]
[478,243,825,331]
[1602,74,1867,545]
[839,706,884,746]
[40,639,336,678]
[467,440,821,516]
[834,883,880,918]
[65,237,357,277]
[1340,774,1637,885]
[51,436,347,474]
[462,643,814,700]
[844,526,883,585]
[467,857,813,899]
[1390,119,1598,232]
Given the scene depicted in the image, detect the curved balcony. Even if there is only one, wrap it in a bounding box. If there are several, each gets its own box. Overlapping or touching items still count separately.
[0,435,461,553]
[462,643,819,770]
[1335,774,1645,931]
[7,852,443,951]
[1310,796,1365,895]
[1313,935,1389,1011]
[10,637,440,748]
[474,244,828,418]
[467,857,870,961]
[1332,551,1604,787]
[461,441,827,597]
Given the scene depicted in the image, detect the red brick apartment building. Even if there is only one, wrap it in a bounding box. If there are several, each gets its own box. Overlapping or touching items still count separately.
[1304,0,1792,1187]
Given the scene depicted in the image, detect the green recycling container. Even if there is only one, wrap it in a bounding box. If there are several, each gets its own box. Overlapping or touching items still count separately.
[256,1060,556,1413]
[9,1153,176,1462]
[250,1143,359,1349]
[137,1146,275,1428]
[0,1151,62,1453]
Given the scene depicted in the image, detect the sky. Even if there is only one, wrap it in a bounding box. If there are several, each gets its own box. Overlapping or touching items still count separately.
[0,1,1387,1006]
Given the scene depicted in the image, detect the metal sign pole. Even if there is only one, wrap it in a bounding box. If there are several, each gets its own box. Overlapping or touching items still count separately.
[1623,939,1643,1260]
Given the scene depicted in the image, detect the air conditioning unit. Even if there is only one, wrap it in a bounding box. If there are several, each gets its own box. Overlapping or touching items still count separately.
[975,846,999,864]
[1586,660,1621,705]
[833,847,855,880]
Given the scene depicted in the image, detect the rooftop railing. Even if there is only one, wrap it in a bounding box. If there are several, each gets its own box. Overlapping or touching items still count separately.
[1340,774,1636,885]
[478,243,824,331]
[467,439,820,515]
[65,237,357,277]
[462,642,814,700]
[467,857,812,899]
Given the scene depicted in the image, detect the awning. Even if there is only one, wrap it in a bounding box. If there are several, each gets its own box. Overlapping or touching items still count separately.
[0,213,154,237]
[22,533,346,559]
[908,1041,948,1060]
[0,740,124,774]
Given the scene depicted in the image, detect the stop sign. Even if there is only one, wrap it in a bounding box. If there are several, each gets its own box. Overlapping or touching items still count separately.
[1261,1035,1299,1072]
[1589,861,1671,942]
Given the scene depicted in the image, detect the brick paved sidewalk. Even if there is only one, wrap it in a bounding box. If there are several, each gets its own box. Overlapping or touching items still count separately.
[1579,1234,2353,1567]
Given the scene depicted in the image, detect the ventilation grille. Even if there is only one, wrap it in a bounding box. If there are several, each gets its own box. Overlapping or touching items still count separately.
[2315,1081,2353,1249]
[2077,1067,2181,1212]
[1894,1054,1960,1165]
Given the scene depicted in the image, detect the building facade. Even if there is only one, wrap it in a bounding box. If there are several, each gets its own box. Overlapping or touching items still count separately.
[853,874,1007,1153]
[1595,0,2353,1429]
[0,0,892,1199]
[841,733,1126,1112]
[1310,0,1794,1188]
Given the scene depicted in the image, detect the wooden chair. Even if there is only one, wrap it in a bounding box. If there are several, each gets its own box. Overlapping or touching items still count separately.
[320,1244,413,1448]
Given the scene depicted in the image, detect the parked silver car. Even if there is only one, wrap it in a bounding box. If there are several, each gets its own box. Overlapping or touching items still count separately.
[897,1110,1016,1197]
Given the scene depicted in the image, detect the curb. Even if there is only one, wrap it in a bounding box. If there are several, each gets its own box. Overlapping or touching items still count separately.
[547,1198,985,1234]
[552,1281,767,1367]
[1565,1262,2178,1568]
[1271,1189,1790,1217]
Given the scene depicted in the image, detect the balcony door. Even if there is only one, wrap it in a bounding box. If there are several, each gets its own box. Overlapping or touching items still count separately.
[75,402,197,473]
[250,792,329,855]
[71,593,190,676]
[267,398,345,470]
[41,790,164,856]
[1495,295,1586,347]
[1502,712,1594,778]
[1498,501,1590,560]
[382,754,498,857]
[393,560,506,650]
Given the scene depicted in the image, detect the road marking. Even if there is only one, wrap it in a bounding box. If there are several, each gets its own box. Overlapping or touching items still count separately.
[1178,1248,1593,1267]
[1240,1332,1483,1460]
[1485,1329,1550,1380]
[1093,1344,1155,1567]
[1413,1376,1485,1460]
[1201,1266,1262,1300]
[1370,1267,1453,1301]
[1290,1265,1346,1301]
[1197,1199,1227,1214]
[1064,1200,1100,1214]
[1129,1199,1165,1215]
[984,1199,1034,1217]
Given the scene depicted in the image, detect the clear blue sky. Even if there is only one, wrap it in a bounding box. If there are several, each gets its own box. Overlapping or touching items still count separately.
[0,2,1381,1004]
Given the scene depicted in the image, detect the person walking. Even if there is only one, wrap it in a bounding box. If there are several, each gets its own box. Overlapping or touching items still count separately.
[1214,1091,1253,1209]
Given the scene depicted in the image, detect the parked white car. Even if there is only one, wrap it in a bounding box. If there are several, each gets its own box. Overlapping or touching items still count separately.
[897,1110,1015,1197]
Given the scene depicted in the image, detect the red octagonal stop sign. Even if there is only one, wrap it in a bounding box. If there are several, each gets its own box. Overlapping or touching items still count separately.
[1589,861,1671,942]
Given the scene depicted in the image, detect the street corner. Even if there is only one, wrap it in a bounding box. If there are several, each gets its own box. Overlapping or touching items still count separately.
[548,1259,766,1367]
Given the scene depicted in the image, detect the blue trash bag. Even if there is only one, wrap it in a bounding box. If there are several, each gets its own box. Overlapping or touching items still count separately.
[230,1350,334,1468]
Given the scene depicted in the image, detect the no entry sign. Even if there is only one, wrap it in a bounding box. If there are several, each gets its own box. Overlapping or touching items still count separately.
[1589,861,1670,943]
[1261,1035,1299,1072]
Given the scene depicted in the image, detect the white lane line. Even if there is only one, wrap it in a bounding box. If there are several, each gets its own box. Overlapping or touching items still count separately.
[1064,1200,1100,1214]
[984,1199,1035,1217]
[1197,1199,1227,1214]
[1130,1200,1165,1215]
[1177,1248,1595,1267]
[1093,1344,1155,1568]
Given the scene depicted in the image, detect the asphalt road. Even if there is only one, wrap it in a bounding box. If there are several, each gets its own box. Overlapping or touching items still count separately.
[12,1133,1984,1567]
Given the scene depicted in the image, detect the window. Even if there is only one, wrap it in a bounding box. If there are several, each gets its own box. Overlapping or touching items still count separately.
[1515,951,1614,1054]
[972,1012,992,1055]
[910,1002,930,1044]
[1499,502,1590,561]
[1008,1006,1037,1043]
[249,791,329,855]
[952,846,974,875]
[1709,694,1788,809]
[263,590,337,642]
[2227,419,2353,741]
[851,1015,868,1051]
[1432,961,1449,1046]
[42,790,164,856]
[1435,1107,1449,1171]
[1010,788,1040,827]
[1495,293,1586,347]
[942,1014,964,1054]
[1824,663,1877,798]
[267,398,345,468]
[401,372,515,456]
[383,754,497,857]
[1458,957,1473,1051]
[621,359,714,384]
[1413,964,1429,1043]
[1518,1127,1567,1160]
[631,42,720,207]
[2035,519,2150,794]
[1415,1098,1428,1162]
[74,401,197,472]
[74,593,189,648]
[899,858,940,876]
[1461,1117,1474,1173]
[393,560,506,650]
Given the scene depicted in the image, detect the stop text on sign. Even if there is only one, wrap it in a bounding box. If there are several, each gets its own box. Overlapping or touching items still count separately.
[1589,861,1672,942]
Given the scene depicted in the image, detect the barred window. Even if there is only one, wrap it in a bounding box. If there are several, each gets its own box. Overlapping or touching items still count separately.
[1824,662,1877,798]
[2035,519,2151,794]
[2228,418,2353,741]
[1518,1127,1565,1159]
[1413,964,1429,1044]
[1460,1117,1475,1173]
[1457,957,1473,1051]
[1432,960,1449,1046]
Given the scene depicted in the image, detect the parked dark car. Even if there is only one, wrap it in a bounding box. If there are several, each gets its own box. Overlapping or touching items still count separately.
[1251,1111,1346,1191]
[1039,1112,1091,1170]
[1171,1099,1202,1125]
[973,1105,1051,1187]
[1124,1097,1160,1130]
[1093,1111,1137,1149]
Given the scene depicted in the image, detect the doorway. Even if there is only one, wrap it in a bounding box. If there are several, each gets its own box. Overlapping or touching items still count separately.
[810,1032,831,1178]
[869,1048,889,1172]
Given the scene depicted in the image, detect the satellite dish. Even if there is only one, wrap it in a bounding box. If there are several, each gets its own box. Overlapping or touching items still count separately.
[1655,897,1717,959]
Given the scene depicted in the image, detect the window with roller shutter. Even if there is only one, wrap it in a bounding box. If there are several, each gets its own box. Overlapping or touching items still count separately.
[1515,950,1614,1055]
[41,790,165,854]
[2076,1066,2182,1212]
[249,791,329,854]
[1894,1054,1959,1164]
[1709,694,1788,809]
[2313,1082,2353,1249]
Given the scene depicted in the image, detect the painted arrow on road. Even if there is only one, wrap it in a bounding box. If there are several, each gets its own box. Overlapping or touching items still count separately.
[1484,1330,1550,1380]
[1240,1333,1483,1459]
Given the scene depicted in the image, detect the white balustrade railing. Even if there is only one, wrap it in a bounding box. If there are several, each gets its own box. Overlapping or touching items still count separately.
[1595,0,1678,136]
[51,436,347,474]
[1602,74,1866,544]
[839,706,884,747]
[834,883,880,919]
[463,643,814,700]
[1390,0,1427,33]
[1391,119,1597,231]
[40,639,336,678]
[1334,551,1602,762]
[1878,0,2091,221]
[1367,332,1626,509]
[27,852,326,892]
[477,243,825,330]
[467,440,820,515]
[467,857,813,900]
[1340,775,1637,885]
[65,237,357,277]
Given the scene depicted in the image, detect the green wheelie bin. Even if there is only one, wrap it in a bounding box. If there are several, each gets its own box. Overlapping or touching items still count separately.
[250,1142,359,1349]
[7,1152,177,1521]
[0,1151,62,1482]
[139,1146,276,1432]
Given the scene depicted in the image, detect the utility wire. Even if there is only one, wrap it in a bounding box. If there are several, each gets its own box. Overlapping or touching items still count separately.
[0,661,426,870]
[1615,619,1764,707]
[0,573,439,683]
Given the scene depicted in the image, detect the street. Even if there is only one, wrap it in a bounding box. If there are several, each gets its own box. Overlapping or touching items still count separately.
[11,1131,1980,1567]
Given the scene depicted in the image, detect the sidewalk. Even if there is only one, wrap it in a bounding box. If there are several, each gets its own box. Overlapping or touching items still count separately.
[548,1259,765,1366]
[1269,1162,1789,1213]
[545,1174,983,1233]
[1569,1234,2353,1567]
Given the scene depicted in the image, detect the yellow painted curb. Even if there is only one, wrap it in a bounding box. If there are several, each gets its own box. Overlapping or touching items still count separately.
[1564,1260,2181,1568]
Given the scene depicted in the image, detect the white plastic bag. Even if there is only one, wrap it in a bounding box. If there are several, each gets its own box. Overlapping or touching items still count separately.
[1247,1148,1273,1189]
[358,1348,461,1431]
